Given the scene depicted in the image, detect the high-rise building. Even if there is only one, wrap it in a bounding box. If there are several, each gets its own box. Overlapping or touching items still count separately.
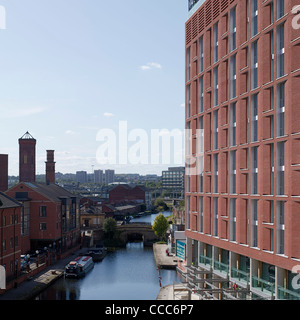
[105,170,115,185]
[162,167,185,197]
[183,0,300,300]
[94,169,104,184]
[19,132,36,183]
[76,171,88,184]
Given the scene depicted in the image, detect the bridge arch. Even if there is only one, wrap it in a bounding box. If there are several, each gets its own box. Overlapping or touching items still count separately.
[117,224,159,244]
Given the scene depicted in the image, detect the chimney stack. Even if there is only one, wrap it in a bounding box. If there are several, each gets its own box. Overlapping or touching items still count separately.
[0,154,8,192]
[45,150,55,185]
[19,131,36,183]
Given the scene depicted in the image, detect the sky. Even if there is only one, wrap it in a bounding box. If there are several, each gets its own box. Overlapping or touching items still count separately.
[0,0,188,176]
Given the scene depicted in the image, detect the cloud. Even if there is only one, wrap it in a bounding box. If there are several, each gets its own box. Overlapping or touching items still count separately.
[140,62,162,71]
[180,103,185,108]
[104,112,114,117]
[65,130,76,135]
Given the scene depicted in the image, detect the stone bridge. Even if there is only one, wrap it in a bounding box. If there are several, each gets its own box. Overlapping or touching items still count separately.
[117,223,159,244]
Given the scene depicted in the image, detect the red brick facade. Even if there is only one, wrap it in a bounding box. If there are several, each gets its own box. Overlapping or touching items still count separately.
[185,0,300,299]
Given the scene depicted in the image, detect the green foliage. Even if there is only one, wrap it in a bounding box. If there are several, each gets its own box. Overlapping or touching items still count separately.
[154,198,168,212]
[152,213,169,241]
[103,217,117,239]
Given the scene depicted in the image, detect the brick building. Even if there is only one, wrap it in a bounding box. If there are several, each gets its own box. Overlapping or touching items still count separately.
[0,192,22,284]
[184,0,300,299]
[0,155,8,192]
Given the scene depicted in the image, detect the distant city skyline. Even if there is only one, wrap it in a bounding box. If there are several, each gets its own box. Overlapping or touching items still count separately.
[0,0,188,176]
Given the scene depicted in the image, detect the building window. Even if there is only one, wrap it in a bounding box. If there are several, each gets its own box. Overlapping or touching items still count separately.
[230,55,237,99]
[277,0,284,19]
[199,36,204,73]
[277,82,285,137]
[251,199,258,248]
[40,206,47,217]
[213,154,218,194]
[199,76,204,113]
[270,30,274,81]
[276,201,285,254]
[271,143,274,195]
[40,223,47,231]
[230,151,237,194]
[213,198,218,237]
[251,0,258,37]
[186,121,191,156]
[199,197,203,233]
[277,141,285,195]
[251,94,258,142]
[251,41,258,89]
[230,6,237,52]
[213,67,219,107]
[198,156,204,193]
[230,198,237,242]
[230,103,237,146]
[213,23,219,63]
[251,146,258,194]
[277,24,285,78]
[198,116,204,154]
[213,110,219,150]
[186,196,191,230]
[186,85,191,119]
[187,47,191,82]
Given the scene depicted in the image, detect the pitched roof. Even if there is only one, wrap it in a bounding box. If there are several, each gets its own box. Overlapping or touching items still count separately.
[22,182,78,203]
[0,192,22,209]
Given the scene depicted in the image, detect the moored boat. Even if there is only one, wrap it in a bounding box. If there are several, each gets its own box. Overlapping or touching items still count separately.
[65,256,94,278]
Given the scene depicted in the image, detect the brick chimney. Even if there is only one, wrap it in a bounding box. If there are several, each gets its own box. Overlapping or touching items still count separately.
[0,154,8,192]
[19,131,36,183]
[45,150,55,185]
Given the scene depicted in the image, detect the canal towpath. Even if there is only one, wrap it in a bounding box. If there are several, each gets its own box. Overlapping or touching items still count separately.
[0,248,82,301]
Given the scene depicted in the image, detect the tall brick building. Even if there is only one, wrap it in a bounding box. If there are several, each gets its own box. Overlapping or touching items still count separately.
[184,0,300,299]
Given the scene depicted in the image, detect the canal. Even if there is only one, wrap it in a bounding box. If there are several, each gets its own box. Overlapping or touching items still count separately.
[35,213,183,300]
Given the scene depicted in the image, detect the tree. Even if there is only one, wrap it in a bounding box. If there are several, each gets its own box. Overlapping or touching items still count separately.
[154,198,168,212]
[103,217,117,240]
[152,213,169,241]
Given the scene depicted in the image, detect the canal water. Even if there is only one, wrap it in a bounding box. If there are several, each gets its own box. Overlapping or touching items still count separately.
[36,212,183,300]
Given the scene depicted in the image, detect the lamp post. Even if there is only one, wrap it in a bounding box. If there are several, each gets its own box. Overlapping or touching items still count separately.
[36,250,39,268]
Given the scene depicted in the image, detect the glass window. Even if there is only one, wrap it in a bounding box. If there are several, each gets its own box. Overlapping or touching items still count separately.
[199,36,204,73]
[230,151,237,194]
[277,0,284,19]
[213,198,218,237]
[187,47,191,82]
[276,201,285,254]
[277,82,285,137]
[277,24,285,78]
[230,198,237,241]
[251,94,258,142]
[251,41,258,89]
[251,199,258,247]
[230,103,237,146]
[230,54,237,99]
[213,67,219,107]
[213,154,218,193]
[213,23,219,63]
[213,110,219,150]
[199,76,204,113]
[277,142,285,195]
[186,85,191,119]
[251,0,258,37]
[251,146,258,194]
[199,197,203,233]
[230,6,237,51]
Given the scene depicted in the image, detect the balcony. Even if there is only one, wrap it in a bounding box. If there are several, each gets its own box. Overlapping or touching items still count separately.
[231,267,250,286]
[252,276,275,297]
[277,286,300,300]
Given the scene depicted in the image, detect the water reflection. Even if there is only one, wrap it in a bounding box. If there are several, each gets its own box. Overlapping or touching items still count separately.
[36,241,182,300]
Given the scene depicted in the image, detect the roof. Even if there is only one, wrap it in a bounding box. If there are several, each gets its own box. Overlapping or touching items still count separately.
[19,131,36,140]
[0,192,22,209]
[21,182,77,203]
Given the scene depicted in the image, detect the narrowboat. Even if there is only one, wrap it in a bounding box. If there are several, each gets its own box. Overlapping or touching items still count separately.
[65,256,94,278]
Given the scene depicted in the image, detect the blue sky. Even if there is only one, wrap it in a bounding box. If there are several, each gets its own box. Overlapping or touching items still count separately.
[0,0,188,176]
